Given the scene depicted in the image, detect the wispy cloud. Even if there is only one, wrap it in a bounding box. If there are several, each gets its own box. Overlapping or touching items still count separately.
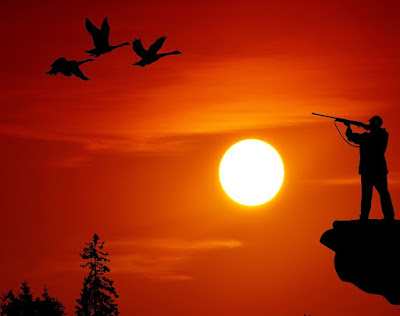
[315,177,360,185]
[109,239,243,250]
[108,238,243,280]
[0,123,192,155]
[313,176,400,185]
[0,56,385,155]
[55,155,92,168]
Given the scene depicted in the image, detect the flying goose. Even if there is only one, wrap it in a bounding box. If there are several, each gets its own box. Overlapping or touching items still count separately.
[46,57,94,81]
[85,17,130,57]
[132,36,182,67]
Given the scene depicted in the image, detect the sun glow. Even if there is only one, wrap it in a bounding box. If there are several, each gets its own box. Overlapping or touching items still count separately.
[219,139,284,206]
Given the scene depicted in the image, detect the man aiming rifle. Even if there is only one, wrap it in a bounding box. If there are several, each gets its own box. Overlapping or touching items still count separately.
[312,113,395,221]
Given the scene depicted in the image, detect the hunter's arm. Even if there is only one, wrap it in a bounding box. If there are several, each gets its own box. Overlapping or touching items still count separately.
[346,126,362,144]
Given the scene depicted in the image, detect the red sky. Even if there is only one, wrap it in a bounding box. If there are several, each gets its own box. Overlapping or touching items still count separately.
[1,0,400,315]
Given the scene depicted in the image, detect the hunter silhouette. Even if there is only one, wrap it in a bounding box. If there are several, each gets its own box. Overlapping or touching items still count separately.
[345,116,394,220]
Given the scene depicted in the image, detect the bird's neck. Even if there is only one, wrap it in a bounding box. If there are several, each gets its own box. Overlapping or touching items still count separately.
[159,51,181,57]
[111,42,130,49]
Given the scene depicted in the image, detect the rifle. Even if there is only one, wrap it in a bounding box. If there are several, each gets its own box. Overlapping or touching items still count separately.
[311,113,368,129]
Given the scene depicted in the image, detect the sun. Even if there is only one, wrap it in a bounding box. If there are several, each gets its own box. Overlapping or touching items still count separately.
[219,139,284,206]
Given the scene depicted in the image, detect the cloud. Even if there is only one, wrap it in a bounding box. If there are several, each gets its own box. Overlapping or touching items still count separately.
[0,55,388,155]
[108,238,243,280]
[111,253,192,280]
[0,123,192,155]
[109,239,243,251]
[55,155,92,168]
[314,176,400,185]
[316,177,360,185]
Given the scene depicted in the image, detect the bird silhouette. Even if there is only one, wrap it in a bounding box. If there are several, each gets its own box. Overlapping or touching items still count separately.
[46,57,94,81]
[85,17,130,57]
[132,36,182,67]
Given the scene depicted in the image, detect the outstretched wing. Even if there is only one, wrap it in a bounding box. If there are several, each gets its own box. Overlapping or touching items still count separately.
[71,66,90,81]
[101,17,110,39]
[85,18,100,36]
[86,18,109,48]
[45,68,57,75]
[132,39,147,58]
[50,57,67,67]
[148,36,166,55]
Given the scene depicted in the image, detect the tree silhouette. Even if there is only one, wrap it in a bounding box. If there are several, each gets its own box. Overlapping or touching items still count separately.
[1,281,65,316]
[76,234,119,316]
[1,289,20,315]
[35,285,65,316]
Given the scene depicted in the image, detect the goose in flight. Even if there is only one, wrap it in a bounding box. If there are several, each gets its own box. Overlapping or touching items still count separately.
[85,17,130,57]
[46,57,94,81]
[132,36,182,67]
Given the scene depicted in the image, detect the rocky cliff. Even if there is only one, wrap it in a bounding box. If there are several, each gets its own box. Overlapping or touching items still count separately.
[321,220,400,304]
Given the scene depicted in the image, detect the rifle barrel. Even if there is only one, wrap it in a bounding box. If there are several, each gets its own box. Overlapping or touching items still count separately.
[311,112,366,128]
[311,113,341,120]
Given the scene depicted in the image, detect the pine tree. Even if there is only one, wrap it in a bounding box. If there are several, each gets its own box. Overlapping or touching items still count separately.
[1,290,19,316]
[2,281,35,315]
[18,281,34,315]
[1,282,65,316]
[35,285,65,316]
[76,234,119,316]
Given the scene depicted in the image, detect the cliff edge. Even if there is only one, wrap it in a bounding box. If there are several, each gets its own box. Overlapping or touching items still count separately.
[321,220,400,304]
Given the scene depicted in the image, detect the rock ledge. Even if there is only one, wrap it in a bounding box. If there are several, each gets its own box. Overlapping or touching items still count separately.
[321,220,400,304]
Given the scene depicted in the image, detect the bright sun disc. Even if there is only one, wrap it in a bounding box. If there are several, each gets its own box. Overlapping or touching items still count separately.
[219,139,284,206]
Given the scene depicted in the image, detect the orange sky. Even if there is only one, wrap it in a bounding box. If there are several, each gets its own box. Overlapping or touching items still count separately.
[1,0,400,315]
